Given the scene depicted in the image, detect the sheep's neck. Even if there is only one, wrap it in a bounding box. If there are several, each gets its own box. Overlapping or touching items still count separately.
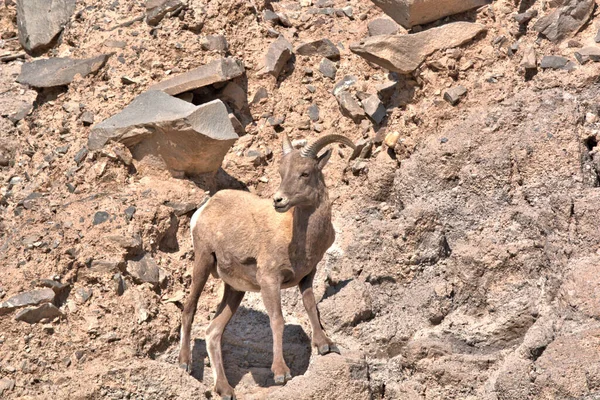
[291,190,332,266]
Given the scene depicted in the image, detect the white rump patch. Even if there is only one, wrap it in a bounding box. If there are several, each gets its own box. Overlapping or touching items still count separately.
[190,198,210,246]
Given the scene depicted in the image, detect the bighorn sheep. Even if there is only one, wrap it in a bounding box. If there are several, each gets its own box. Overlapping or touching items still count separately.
[179,134,355,400]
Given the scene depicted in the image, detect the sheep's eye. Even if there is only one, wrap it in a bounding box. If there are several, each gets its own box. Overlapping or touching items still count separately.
[300,172,309,178]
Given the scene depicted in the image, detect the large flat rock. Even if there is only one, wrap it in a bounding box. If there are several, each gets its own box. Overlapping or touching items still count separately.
[89,91,238,175]
[350,22,486,74]
[17,54,112,88]
[16,0,76,55]
[533,0,595,42]
[0,288,55,316]
[148,57,244,95]
[369,0,490,28]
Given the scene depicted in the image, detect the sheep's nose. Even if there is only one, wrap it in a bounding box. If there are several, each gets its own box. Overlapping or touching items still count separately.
[273,193,288,208]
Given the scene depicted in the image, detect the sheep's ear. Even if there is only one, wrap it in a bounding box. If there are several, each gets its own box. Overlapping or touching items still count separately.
[317,149,332,170]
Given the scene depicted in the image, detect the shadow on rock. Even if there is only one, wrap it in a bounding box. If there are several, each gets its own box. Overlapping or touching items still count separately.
[191,306,311,388]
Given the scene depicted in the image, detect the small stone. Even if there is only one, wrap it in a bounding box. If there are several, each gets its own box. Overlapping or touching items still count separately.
[384,131,400,148]
[319,58,337,79]
[306,84,316,93]
[74,147,88,165]
[268,116,285,126]
[585,112,598,124]
[146,0,183,26]
[367,17,400,36]
[74,287,93,304]
[263,9,280,25]
[201,35,228,52]
[120,76,138,85]
[513,9,538,25]
[81,111,94,126]
[342,6,353,19]
[520,47,537,70]
[352,159,368,175]
[567,39,582,48]
[124,206,136,221]
[540,55,569,70]
[337,92,366,123]
[307,104,320,121]
[362,94,386,124]
[595,29,600,43]
[251,87,268,104]
[93,211,110,225]
[126,254,167,288]
[42,324,54,334]
[443,86,467,106]
[113,273,126,296]
[56,144,70,154]
[296,38,340,60]
[375,81,398,103]
[264,36,294,77]
[0,378,15,395]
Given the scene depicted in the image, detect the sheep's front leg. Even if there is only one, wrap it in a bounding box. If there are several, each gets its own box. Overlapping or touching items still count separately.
[299,269,339,355]
[260,276,291,384]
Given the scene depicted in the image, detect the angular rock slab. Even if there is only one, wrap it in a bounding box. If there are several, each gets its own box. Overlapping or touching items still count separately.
[533,0,595,42]
[15,303,64,324]
[17,54,111,88]
[149,57,244,95]
[296,38,340,60]
[265,36,293,77]
[89,91,238,175]
[0,288,55,316]
[16,0,77,55]
[146,0,183,26]
[369,0,490,29]
[126,254,167,288]
[350,22,486,74]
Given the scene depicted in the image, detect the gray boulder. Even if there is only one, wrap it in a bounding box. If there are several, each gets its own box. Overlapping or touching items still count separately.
[350,22,486,74]
[296,39,340,60]
[369,0,490,28]
[16,0,76,55]
[89,91,238,175]
[534,0,595,42]
[17,54,112,88]
[127,254,168,288]
[146,0,184,26]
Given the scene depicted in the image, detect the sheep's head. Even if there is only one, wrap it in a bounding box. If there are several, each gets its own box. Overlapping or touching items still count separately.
[273,134,355,212]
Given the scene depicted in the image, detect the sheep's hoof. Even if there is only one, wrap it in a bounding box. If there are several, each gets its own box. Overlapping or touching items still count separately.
[318,344,340,355]
[274,372,292,385]
[179,363,191,374]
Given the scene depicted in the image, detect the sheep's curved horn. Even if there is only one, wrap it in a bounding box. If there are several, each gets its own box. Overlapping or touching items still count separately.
[300,134,356,158]
[282,133,293,155]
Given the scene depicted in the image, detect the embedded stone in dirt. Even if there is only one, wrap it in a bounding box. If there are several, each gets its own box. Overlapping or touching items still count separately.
[443,86,467,106]
[15,303,64,324]
[0,288,55,316]
[368,0,490,28]
[16,0,77,55]
[126,254,167,288]
[201,35,229,52]
[146,0,184,26]
[540,55,570,70]
[533,0,595,42]
[264,36,293,77]
[148,57,244,95]
[318,57,337,80]
[520,46,537,69]
[296,38,340,60]
[337,92,366,123]
[16,54,112,88]
[350,22,486,74]
[89,91,238,175]
[367,17,401,36]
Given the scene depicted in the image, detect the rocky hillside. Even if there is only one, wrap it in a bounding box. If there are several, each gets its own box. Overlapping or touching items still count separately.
[1,0,600,399]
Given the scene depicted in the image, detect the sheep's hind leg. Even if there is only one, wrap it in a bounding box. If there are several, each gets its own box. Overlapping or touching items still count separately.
[179,249,214,373]
[299,269,339,355]
[206,283,245,400]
